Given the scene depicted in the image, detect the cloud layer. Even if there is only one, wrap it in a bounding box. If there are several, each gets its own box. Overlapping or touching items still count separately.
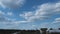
[0,0,25,8]
[20,2,60,22]
[19,2,60,28]
[0,2,60,29]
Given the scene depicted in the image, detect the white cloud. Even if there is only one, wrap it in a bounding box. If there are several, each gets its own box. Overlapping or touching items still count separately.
[0,11,5,15]
[0,2,60,29]
[50,17,60,28]
[1,2,59,26]
[53,18,60,23]
[19,2,60,22]
[7,12,13,16]
[20,12,34,19]
[0,11,16,25]
[15,2,60,29]
[0,0,25,8]
[40,17,60,28]
[40,23,49,28]
[0,11,29,27]
[14,21,29,24]
[0,2,6,8]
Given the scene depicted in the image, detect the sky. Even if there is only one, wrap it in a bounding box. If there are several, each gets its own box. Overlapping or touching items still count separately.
[0,0,60,30]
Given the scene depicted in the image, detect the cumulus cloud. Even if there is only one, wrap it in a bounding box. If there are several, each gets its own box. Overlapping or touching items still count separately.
[40,17,60,28]
[0,11,30,29]
[0,0,25,8]
[18,2,60,29]
[7,12,13,16]
[20,2,60,22]
[1,1,60,25]
[0,11,5,15]
[40,23,49,28]
[0,11,15,24]
[50,18,60,28]
[0,2,60,29]
[20,12,34,20]
[0,11,19,29]
[53,18,60,23]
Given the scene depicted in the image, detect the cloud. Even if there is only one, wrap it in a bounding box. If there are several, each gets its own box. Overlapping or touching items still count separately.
[14,21,30,24]
[40,23,49,28]
[0,11,5,15]
[7,12,13,16]
[18,2,60,29]
[0,13,19,29]
[50,18,60,28]
[0,11,15,24]
[53,18,60,24]
[0,11,14,16]
[0,11,30,29]
[40,17,60,28]
[0,2,60,29]
[0,0,25,8]
[19,2,60,22]
[1,1,60,25]
[20,12,34,20]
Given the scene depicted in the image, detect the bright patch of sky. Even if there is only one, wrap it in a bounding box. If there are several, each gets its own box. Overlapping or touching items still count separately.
[0,0,60,30]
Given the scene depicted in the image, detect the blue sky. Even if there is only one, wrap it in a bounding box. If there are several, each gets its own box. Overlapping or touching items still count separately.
[0,0,60,30]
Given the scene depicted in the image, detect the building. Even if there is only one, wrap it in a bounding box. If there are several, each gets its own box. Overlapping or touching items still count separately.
[48,28,60,34]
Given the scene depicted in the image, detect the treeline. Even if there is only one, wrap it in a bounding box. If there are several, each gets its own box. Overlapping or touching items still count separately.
[0,28,60,34]
[0,29,40,34]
